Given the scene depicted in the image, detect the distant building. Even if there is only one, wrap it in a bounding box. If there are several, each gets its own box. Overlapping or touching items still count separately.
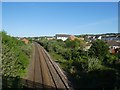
[21,38,29,44]
[102,36,120,41]
[107,40,120,54]
[84,44,92,51]
[107,40,120,49]
[46,36,54,40]
[55,34,70,41]
[68,35,76,41]
[87,35,102,42]
[97,36,102,40]
[93,35,102,40]
[39,36,54,40]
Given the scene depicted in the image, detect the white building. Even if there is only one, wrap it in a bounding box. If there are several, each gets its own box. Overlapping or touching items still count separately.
[97,36,102,40]
[55,34,70,41]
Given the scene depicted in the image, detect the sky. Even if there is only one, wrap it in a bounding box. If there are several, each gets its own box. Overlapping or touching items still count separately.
[0,2,2,30]
[2,0,120,2]
[2,2,118,37]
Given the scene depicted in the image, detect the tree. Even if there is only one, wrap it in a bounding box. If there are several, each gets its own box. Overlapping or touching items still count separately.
[89,39,109,60]
[65,39,83,49]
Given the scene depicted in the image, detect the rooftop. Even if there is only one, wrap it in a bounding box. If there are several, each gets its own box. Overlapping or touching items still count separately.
[56,34,70,37]
[107,40,120,46]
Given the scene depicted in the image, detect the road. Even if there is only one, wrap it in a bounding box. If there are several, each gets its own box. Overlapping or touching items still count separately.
[24,42,72,90]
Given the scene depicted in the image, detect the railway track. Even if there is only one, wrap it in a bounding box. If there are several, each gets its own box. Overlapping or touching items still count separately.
[23,42,72,90]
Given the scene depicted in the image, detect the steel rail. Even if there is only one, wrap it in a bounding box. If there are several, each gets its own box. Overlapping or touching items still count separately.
[38,44,69,90]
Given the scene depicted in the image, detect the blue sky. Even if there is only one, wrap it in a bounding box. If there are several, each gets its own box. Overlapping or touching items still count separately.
[0,2,2,29]
[2,2,118,37]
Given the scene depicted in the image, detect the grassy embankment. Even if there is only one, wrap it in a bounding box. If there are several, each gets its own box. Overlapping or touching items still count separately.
[1,31,32,88]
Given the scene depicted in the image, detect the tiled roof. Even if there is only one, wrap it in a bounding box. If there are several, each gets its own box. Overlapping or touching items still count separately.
[107,40,120,46]
[68,35,75,40]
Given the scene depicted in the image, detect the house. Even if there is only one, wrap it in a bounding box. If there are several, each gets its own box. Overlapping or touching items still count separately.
[93,35,102,40]
[102,35,120,41]
[107,40,120,49]
[87,35,102,42]
[84,44,92,51]
[107,40,120,54]
[39,36,54,40]
[97,36,102,40]
[46,36,54,40]
[21,38,29,44]
[68,35,76,41]
[55,34,70,41]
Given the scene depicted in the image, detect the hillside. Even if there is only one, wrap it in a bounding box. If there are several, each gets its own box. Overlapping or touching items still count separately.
[1,31,32,88]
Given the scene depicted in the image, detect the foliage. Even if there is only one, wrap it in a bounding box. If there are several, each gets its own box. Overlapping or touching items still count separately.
[89,40,109,60]
[2,31,32,88]
[87,58,102,71]
[38,38,120,89]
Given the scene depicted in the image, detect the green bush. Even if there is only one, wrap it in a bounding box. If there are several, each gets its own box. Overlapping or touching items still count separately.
[88,58,102,72]
[2,31,31,77]
[89,39,109,60]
